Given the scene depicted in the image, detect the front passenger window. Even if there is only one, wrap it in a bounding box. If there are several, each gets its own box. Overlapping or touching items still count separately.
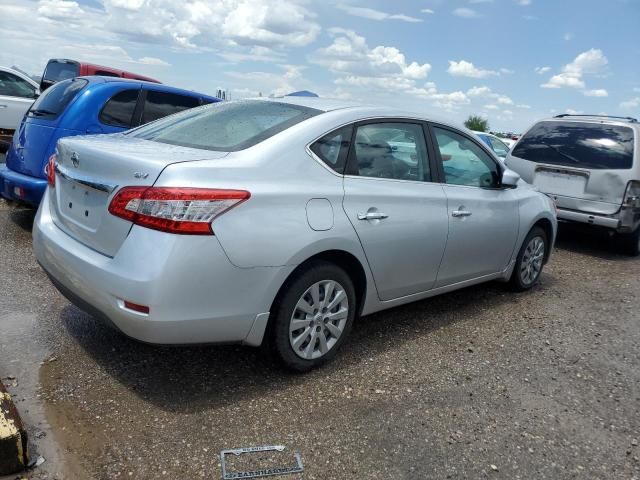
[433,127,500,188]
[349,123,429,181]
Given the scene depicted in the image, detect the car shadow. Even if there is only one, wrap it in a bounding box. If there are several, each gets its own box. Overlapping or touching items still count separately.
[59,275,551,414]
[554,223,636,261]
[8,205,36,231]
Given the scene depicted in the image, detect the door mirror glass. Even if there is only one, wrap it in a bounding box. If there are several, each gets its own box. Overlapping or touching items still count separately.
[501,168,520,188]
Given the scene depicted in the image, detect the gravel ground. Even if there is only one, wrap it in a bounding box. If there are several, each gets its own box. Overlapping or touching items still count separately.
[1,198,639,480]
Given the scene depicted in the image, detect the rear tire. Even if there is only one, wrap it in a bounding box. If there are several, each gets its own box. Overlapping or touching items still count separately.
[509,226,548,292]
[268,261,356,373]
[617,226,640,256]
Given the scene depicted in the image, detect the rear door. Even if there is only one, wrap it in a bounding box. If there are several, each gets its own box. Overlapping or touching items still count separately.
[430,125,519,287]
[342,120,448,301]
[135,90,202,126]
[506,121,635,214]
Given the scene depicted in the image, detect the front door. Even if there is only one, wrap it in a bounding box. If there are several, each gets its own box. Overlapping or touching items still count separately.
[342,121,448,301]
[430,125,519,287]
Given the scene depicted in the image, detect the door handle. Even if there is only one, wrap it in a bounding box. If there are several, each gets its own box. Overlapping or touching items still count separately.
[452,210,472,217]
[358,211,389,221]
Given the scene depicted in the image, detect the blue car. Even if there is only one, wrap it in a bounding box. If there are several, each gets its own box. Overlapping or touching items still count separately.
[0,76,218,205]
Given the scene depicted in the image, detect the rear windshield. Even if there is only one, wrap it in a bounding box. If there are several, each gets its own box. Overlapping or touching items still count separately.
[43,61,79,84]
[512,121,635,170]
[129,100,321,151]
[28,78,88,120]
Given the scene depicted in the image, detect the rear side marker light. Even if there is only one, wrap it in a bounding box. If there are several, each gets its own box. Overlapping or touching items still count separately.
[108,187,250,235]
[124,301,150,314]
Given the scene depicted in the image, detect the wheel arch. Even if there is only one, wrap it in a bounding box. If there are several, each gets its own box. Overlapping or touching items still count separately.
[269,249,368,317]
[531,217,555,263]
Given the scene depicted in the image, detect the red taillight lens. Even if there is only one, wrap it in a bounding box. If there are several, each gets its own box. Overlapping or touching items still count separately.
[124,301,150,314]
[46,154,56,187]
[108,187,250,235]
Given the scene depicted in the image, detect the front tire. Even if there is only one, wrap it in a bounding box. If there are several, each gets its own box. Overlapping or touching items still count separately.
[269,261,356,372]
[509,226,548,291]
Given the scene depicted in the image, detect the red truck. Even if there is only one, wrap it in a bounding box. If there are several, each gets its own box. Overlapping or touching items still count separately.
[39,59,160,92]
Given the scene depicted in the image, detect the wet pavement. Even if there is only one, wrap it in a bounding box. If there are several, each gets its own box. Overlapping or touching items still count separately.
[1,198,639,479]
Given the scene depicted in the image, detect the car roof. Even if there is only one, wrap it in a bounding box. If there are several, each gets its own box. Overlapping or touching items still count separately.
[538,115,640,130]
[77,76,218,100]
[0,65,39,88]
[252,95,471,132]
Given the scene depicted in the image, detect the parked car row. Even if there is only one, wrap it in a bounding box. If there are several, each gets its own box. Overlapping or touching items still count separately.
[2,58,637,372]
[0,59,161,154]
[0,75,218,205]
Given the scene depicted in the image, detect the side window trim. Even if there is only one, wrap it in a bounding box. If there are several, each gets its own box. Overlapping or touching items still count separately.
[427,122,505,189]
[308,124,355,175]
[344,118,433,182]
[131,88,148,127]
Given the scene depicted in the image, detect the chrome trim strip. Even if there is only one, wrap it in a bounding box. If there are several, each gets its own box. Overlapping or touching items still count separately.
[54,164,118,194]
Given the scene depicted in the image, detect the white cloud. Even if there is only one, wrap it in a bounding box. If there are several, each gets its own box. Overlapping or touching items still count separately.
[312,29,431,85]
[37,0,83,19]
[620,97,640,110]
[138,56,170,66]
[517,0,531,5]
[466,85,513,105]
[541,49,608,92]
[535,66,551,75]
[484,104,499,110]
[634,87,640,93]
[516,104,532,109]
[564,33,574,41]
[421,8,434,14]
[338,5,422,22]
[452,8,480,18]
[565,108,583,115]
[583,89,608,97]
[448,60,499,78]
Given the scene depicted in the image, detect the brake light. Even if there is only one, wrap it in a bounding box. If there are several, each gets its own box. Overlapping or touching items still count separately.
[46,154,56,187]
[108,187,250,235]
[623,180,640,208]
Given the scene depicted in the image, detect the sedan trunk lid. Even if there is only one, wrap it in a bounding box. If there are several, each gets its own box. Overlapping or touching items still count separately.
[50,134,228,256]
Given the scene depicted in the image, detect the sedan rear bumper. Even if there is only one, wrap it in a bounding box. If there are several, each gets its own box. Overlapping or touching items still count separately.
[33,189,292,345]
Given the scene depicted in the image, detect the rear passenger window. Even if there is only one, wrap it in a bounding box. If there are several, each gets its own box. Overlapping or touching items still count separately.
[142,91,201,124]
[512,121,634,170]
[99,89,139,128]
[310,125,352,173]
[347,123,430,181]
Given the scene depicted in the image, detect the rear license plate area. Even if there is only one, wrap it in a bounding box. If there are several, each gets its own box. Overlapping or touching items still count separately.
[58,176,107,230]
[533,170,587,197]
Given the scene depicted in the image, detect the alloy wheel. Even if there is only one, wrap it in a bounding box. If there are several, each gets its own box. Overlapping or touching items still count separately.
[289,280,349,360]
[520,236,545,286]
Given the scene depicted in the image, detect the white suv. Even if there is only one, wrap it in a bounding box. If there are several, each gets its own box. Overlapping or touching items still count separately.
[506,114,640,255]
[0,66,39,152]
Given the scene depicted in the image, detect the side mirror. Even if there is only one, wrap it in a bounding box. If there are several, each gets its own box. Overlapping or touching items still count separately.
[501,168,520,188]
[33,89,40,99]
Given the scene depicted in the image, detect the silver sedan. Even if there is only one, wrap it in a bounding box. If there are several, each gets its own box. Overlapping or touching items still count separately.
[33,98,557,371]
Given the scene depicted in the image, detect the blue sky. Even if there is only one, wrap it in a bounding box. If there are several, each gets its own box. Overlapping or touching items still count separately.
[1,0,638,131]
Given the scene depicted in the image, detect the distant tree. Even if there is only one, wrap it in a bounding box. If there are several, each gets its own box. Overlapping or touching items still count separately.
[464,115,489,132]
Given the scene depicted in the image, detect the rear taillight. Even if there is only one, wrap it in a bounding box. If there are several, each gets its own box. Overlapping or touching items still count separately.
[108,187,250,235]
[623,180,640,208]
[46,154,56,187]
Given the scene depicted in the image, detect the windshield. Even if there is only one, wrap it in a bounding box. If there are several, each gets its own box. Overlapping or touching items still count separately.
[512,121,634,170]
[28,78,88,120]
[129,100,321,151]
